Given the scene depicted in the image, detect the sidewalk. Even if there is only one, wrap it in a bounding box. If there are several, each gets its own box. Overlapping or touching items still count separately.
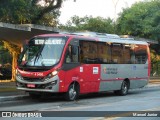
[0,82,28,102]
[149,76,160,84]
[0,79,160,102]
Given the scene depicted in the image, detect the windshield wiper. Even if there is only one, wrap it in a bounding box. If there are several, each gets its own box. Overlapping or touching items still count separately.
[33,39,46,65]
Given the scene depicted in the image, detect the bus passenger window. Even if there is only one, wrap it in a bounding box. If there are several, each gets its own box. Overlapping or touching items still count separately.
[134,45,147,64]
[124,44,134,64]
[97,42,111,64]
[80,41,99,64]
[80,41,112,64]
[111,44,123,64]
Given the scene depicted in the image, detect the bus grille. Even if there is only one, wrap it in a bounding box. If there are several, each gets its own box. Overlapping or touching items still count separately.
[22,77,44,82]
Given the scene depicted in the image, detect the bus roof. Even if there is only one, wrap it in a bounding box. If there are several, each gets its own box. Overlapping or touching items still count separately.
[72,32,148,45]
[98,37,148,45]
[36,32,149,45]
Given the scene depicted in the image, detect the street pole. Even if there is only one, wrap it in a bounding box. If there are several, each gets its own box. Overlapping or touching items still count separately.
[112,0,119,33]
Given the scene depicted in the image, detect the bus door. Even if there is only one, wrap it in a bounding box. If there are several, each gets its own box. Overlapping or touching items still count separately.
[62,39,82,92]
[79,40,100,93]
[81,64,100,93]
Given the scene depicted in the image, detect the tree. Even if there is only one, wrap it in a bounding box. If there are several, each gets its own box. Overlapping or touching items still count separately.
[0,0,62,26]
[0,43,12,65]
[117,0,160,76]
[2,41,20,81]
[117,0,160,41]
[59,15,114,33]
[0,0,64,81]
[59,15,90,32]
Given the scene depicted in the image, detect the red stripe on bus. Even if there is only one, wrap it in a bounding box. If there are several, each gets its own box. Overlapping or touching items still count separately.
[101,77,149,81]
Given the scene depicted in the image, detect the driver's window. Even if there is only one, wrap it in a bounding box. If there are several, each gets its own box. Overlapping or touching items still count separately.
[65,45,79,63]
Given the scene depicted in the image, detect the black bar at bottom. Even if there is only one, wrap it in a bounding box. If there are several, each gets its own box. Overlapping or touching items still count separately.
[0,111,160,117]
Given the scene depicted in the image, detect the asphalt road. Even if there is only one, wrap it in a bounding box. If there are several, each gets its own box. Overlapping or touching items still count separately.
[0,86,160,120]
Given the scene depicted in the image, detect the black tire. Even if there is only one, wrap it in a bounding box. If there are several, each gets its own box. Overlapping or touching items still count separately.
[65,83,79,101]
[29,92,41,99]
[114,81,129,96]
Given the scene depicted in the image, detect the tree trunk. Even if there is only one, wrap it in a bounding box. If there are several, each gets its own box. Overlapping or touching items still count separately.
[11,52,17,81]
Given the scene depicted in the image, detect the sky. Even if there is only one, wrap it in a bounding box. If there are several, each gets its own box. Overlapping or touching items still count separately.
[59,0,142,24]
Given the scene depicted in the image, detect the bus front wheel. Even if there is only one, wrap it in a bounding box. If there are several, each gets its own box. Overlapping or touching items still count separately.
[114,81,129,96]
[65,83,79,101]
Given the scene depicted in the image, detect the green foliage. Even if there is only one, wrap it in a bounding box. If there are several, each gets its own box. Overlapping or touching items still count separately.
[117,0,160,41]
[150,49,160,76]
[0,0,25,23]
[0,0,62,26]
[0,0,64,80]
[2,40,21,80]
[59,15,114,33]
[0,42,12,66]
[117,0,160,76]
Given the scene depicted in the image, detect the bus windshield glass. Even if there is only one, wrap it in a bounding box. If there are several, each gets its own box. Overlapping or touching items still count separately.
[18,37,66,67]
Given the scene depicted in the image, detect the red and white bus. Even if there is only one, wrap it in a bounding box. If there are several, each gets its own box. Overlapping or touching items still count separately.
[16,32,151,100]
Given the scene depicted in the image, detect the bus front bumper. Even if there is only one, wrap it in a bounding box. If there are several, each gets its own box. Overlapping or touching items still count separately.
[16,75,59,93]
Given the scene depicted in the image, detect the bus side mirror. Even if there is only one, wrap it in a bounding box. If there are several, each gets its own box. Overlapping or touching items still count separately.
[71,46,77,55]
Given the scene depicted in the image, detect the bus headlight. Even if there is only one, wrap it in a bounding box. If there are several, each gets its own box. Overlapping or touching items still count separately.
[52,71,58,76]
[48,70,58,79]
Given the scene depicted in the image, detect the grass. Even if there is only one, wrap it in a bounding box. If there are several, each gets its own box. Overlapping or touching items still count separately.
[0,87,17,92]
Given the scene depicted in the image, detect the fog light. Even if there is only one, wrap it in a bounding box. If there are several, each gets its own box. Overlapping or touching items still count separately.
[45,80,57,89]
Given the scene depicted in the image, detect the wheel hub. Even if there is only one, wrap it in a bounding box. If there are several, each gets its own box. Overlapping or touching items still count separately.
[69,88,76,99]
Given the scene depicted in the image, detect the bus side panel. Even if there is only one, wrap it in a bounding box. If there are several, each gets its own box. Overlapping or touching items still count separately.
[60,65,82,93]
[80,64,100,93]
[61,64,101,94]
[99,64,148,92]
[58,70,66,92]
[130,64,149,89]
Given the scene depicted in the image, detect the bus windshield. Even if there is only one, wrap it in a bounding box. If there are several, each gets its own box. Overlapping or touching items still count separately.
[18,37,66,67]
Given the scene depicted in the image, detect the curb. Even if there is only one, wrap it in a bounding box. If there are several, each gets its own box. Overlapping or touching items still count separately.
[149,80,160,83]
[0,95,29,102]
[146,84,160,88]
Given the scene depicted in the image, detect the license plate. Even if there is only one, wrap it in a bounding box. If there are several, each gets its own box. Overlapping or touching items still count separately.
[27,84,35,88]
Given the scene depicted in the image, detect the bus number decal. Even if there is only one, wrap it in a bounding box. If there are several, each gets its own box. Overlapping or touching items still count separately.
[35,73,43,76]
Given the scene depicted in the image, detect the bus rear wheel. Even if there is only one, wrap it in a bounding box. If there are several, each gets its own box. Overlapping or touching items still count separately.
[114,81,129,96]
[65,83,79,101]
